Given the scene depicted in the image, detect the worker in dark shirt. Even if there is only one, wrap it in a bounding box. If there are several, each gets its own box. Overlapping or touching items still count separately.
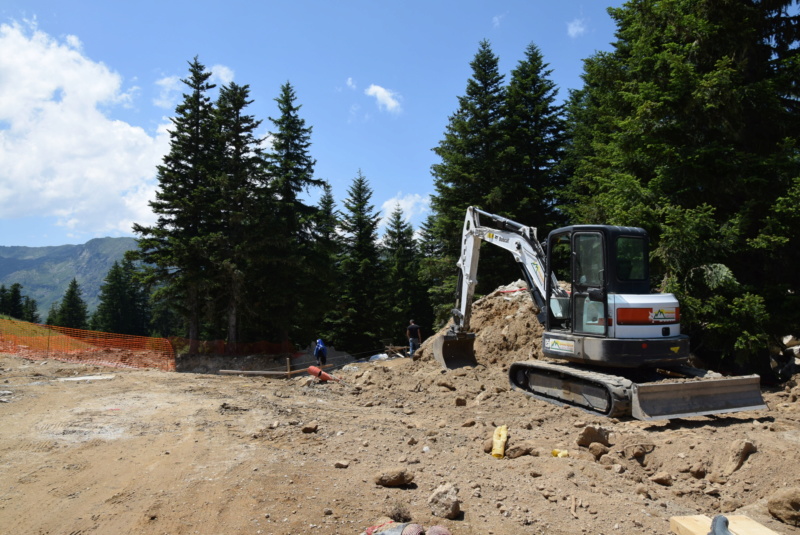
[406,319,422,357]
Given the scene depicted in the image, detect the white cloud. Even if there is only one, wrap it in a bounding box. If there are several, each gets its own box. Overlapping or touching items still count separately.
[364,84,402,114]
[154,75,181,109]
[0,20,168,239]
[379,193,430,229]
[211,64,234,86]
[492,12,507,29]
[567,18,588,38]
[346,77,356,90]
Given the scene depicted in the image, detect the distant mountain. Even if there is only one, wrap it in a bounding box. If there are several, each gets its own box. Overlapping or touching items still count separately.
[0,237,139,318]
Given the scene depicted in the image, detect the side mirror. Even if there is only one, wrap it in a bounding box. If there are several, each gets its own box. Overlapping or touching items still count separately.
[588,288,605,302]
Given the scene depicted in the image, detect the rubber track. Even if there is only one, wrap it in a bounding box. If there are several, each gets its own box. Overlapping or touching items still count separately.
[508,360,634,418]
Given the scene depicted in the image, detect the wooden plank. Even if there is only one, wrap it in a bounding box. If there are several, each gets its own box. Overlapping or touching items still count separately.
[727,515,781,535]
[670,515,781,535]
[671,514,711,535]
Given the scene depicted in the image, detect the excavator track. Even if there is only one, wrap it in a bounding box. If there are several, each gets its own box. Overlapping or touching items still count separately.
[509,360,633,418]
[508,360,766,420]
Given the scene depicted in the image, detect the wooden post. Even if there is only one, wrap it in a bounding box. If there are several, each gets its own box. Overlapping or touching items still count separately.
[286,357,291,376]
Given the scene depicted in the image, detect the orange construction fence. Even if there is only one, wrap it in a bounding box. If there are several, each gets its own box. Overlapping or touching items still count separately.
[0,318,175,371]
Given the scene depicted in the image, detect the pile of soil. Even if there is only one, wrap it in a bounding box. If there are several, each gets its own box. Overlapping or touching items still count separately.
[1,281,798,535]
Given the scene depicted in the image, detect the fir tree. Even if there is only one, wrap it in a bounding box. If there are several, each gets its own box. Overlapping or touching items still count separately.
[131,57,218,353]
[92,259,150,336]
[325,170,384,353]
[51,278,89,330]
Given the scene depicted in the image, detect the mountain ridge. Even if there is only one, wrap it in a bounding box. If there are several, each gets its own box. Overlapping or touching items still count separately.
[0,237,139,317]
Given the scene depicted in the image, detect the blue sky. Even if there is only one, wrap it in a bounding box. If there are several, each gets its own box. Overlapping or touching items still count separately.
[0,1,625,247]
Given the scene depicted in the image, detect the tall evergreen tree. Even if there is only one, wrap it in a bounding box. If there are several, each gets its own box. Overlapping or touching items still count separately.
[428,40,510,302]
[22,296,40,323]
[564,0,800,371]
[208,81,264,350]
[131,57,218,353]
[504,43,567,232]
[307,182,341,345]
[50,278,89,330]
[256,81,324,342]
[92,259,150,336]
[5,283,24,320]
[381,204,429,344]
[325,170,383,353]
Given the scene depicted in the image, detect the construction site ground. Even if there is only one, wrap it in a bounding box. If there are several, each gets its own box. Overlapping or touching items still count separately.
[1,283,799,535]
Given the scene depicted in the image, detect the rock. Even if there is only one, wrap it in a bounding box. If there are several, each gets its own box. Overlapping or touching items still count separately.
[428,483,461,519]
[722,439,757,475]
[334,460,349,469]
[483,437,494,454]
[690,462,707,479]
[767,487,800,525]
[461,419,476,427]
[588,442,609,460]
[455,396,467,406]
[576,425,611,447]
[506,441,536,459]
[649,471,673,486]
[302,421,319,433]
[323,508,333,515]
[374,468,414,487]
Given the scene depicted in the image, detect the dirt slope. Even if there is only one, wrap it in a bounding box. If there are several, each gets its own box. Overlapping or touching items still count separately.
[1,282,799,535]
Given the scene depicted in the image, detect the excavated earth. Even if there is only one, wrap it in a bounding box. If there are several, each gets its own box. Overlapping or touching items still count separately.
[1,282,799,535]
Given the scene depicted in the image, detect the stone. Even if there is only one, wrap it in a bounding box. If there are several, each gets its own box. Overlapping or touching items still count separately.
[767,487,800,525]
[576,425,611,447]
[428,483,461,519]
[302,421,319,433]
[689,462,707,479]
[374,468,414,487]
[649,471,673,486]
[722,439,757,476]
[588,442,609,460]
[506,441,536,459]
[334,460,349,469]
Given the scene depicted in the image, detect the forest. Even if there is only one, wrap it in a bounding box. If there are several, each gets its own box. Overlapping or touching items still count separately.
[20,1,800,374]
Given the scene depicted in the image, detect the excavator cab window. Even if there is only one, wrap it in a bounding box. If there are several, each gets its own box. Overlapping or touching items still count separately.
[573,232,606,335]
[616,236,646,281]
[547,232,572,330]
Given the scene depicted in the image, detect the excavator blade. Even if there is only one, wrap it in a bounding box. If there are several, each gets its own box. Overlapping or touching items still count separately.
[631,374,766,420]
[432,332,478,369]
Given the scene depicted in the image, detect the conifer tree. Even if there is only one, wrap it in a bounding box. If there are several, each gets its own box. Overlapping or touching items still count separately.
[427,40,510,305]
[325,170,383,353]
[208,81,264,349]
[51,278,89,330]
[381,204,425,344]
[257,82,324,342]
[307,182,341,344]
[22,296,40,323]
[564,0,800,371]
[504,43,567,232]
[92,259,150,335]
[131,57,218,353]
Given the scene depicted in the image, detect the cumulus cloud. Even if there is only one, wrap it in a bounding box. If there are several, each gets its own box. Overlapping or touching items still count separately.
[567,18,588,38]
[211,64,235,86]
[364,84,402,114]
[0,20,168,239]
[154,74,181,109]
[346,77,356,90]
[379,193,430,229]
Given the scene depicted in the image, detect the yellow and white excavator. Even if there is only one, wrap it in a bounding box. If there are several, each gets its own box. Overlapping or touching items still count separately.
[433,207,766,420]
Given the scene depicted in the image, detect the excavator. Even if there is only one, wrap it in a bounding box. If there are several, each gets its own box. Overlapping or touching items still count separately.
[433,207,766,420]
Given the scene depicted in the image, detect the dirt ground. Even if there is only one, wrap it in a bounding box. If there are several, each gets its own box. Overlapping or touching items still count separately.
[1,283,799,535]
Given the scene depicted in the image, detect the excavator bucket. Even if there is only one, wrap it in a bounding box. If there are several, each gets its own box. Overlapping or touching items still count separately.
[432,332,478,369]
[631,374,766,420]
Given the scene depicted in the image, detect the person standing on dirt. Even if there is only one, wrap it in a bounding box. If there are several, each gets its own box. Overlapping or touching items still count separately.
[314,339,327,367]
[406,320,422,357]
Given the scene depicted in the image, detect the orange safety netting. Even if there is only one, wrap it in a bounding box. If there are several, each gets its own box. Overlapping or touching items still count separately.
[0,318,175,371]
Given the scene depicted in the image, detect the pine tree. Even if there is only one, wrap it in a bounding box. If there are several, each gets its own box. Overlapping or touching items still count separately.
[131,57,218,353]
[564,0,800,370]
[504,43,567,233]
[208,81,264,350]
[381,204,424,344]
[306,182,341,345]
[52,278,89,330]
[92,260,151,335]
[22,296,40,323]
[325,170,384,353]
[256,81,324,342]
[429,40,519,298]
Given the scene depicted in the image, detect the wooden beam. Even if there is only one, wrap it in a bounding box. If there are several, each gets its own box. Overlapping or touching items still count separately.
[670,515,780,535]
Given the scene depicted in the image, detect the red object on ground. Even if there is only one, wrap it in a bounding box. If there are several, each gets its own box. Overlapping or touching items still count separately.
[307,366,340,382]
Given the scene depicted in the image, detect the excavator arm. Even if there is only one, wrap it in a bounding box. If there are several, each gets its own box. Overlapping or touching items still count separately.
[434,207,564,369]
